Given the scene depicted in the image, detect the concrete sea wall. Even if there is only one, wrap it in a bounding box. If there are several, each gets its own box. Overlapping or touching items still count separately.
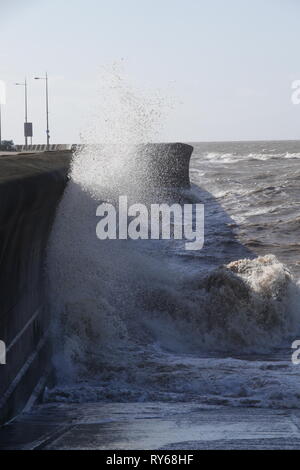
[0,151,71,424]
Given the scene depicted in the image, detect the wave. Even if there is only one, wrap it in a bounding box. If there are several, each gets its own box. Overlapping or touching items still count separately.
[200,151,300,163]
[44,353,300,409]
[46,152,300,406]
[47,180,300,378]
[44,247,300,407]
[45,71,300,407]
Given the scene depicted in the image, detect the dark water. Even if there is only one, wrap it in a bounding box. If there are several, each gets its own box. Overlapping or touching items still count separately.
[45,140,300,410]
[190,140,300,276]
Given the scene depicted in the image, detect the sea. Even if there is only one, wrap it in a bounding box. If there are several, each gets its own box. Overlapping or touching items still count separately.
[45,139,300,411]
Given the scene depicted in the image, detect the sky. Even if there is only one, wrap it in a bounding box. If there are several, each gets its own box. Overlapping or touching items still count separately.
[0,0,300,144]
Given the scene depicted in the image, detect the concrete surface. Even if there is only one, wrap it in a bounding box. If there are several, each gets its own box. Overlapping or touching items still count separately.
[0,402,300,450]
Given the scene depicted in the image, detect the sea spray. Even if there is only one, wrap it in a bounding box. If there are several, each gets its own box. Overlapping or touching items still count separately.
[47,66,170,381]
[71,64,167,195]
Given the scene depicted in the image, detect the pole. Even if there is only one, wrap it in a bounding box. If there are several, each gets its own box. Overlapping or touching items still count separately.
[0,104,2,146]
[34,73,50,150]
[24,78,28,149]
[16,80,29,149]
[45,72,50,150]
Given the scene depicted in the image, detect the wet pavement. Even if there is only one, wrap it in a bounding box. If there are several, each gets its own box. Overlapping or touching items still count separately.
[1,402,300,450]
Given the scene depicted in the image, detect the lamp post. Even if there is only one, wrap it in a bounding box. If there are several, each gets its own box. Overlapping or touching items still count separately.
[0,104,2,147]
[0,80,6,148]
[34,73,50,150]
[15,79,28,149]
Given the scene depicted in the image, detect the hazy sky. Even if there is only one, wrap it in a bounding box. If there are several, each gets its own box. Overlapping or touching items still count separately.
[1,0,300,144]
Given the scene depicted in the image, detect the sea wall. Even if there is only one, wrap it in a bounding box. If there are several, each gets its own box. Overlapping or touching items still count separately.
[0,151,71,424]
[0,143,192,424]
[135,143,193,188]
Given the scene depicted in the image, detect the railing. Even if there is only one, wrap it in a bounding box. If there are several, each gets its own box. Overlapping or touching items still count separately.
[15,144,74,152]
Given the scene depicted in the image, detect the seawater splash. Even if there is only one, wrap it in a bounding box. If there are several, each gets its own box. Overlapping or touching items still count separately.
[47,67,170,381]
[46,71,300,407]
[72,65,166,195]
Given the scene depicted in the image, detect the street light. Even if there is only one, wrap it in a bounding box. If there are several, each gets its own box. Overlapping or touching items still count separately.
[0,105,2,147]
[34,72,50,150]
[15,78,28,149]
[0,80,6,148]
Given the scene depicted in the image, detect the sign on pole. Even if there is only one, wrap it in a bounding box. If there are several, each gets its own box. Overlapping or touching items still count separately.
[24,122,33,137]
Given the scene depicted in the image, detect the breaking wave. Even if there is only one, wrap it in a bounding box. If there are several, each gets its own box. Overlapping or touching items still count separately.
[201,151,300,163]
[45,69,300,407]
